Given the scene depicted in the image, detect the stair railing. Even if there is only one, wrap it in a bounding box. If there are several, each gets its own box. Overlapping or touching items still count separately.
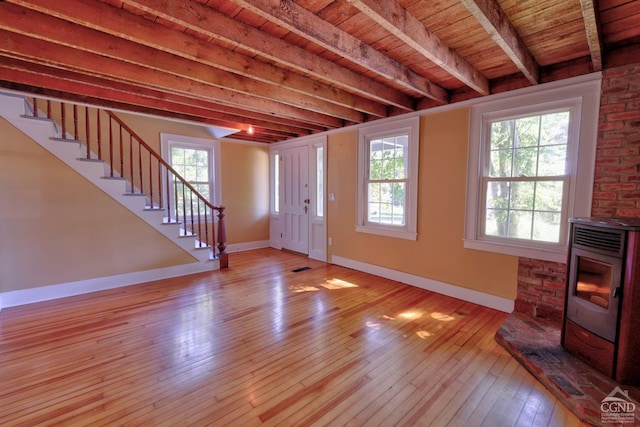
[28,97,228,268]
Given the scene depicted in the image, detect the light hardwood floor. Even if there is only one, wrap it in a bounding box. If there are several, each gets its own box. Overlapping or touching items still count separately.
[0,249,587,426]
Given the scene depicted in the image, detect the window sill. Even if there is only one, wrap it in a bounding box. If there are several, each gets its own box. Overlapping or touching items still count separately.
[463,238,568,263]
[356,224,417,241]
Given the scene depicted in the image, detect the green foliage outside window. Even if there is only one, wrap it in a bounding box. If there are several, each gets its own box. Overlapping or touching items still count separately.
[485,111,569,243]
[367,136,408,226]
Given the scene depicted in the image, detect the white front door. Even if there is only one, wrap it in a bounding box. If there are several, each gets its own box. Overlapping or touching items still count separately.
[280,145,309,254]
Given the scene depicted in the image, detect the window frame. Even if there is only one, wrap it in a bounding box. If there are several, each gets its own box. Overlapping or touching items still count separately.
[464,74,601,262]
[160,133,222,210]
[357,116,419,240]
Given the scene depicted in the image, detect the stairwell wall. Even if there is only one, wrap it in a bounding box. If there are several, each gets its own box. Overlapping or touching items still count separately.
[0,116,195,293]
[0,110,270,298]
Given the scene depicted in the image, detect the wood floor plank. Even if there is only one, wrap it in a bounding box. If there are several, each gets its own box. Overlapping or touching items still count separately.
[0,248,585,426]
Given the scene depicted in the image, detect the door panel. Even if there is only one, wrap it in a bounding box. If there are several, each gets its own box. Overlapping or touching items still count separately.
[280,146,309,254]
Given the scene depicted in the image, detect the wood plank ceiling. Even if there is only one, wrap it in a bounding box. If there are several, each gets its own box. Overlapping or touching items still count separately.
[0,0,638,143]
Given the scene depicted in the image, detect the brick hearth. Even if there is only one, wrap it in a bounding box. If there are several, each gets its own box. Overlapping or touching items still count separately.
[496,312,640,426]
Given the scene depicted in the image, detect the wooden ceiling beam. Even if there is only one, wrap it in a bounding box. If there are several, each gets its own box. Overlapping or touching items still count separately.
[0,57,314,139]
[112,0,416,113]
[0,69,289,143]
[459,0,539,85]
[346,0,489,95]
[578,0,603,71]
[230,0,449,104]
[5,0,377,120]
[0,29,345,129]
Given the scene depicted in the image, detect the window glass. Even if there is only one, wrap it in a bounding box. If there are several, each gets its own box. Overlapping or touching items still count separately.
[169,145,213,218]
[464,74,601,262]
[484,111,569,244]
[316,147,323,217]
[357,116,419,240]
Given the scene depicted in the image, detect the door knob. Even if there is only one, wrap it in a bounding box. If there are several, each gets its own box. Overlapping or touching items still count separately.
[304,198,310,204]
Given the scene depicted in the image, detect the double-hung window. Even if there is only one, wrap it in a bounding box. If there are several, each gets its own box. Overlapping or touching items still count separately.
[484,110,571,243]
[160,133,221,221]
[357,116,419,240]
[465,74,601,262]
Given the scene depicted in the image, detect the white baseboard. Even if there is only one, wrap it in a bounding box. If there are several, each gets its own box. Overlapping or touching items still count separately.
[226,240,270,253]
[331,255,514,313]
[0,261,217,311]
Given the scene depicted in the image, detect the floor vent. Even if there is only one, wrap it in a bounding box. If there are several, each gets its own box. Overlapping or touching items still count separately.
[292,266,311,273]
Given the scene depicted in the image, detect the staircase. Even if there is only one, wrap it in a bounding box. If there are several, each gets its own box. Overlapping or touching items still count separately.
[0,91,227,271]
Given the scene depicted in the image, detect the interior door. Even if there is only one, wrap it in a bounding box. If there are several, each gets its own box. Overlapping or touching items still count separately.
[280,145,309,254]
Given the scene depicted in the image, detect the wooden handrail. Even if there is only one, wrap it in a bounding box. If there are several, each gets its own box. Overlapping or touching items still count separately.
[28,96,228,268]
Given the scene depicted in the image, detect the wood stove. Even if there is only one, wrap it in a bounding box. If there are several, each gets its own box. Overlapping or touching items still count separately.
[562,217,640,384]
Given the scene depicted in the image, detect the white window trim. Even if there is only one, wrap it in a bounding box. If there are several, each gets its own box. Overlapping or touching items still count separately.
[160,133,222,207]
[357,116,419,240]
[464,74,601,262]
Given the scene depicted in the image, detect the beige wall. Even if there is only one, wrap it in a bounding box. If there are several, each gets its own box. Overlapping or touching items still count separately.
[327,107,518,300]
[220,141,270,243]
[0,110,270,293]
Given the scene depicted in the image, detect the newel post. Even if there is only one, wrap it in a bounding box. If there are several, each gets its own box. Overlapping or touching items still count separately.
[217,207,228,269]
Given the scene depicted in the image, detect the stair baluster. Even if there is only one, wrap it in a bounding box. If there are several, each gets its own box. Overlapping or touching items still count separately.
[25,96,228,268]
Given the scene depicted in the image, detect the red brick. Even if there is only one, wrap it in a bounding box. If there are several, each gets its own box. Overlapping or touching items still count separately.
[517,290,542,301]
[608,111,640,121]
[529,285,557,296]
[518,276,541,287]
[621,192,640,199]
[592,191,618,200]
[598,121,624,131]
[599,182,637,191]
[597,200,637,208]
[599,103,627,114]
[615,208,640,217]
[545,281,566,290]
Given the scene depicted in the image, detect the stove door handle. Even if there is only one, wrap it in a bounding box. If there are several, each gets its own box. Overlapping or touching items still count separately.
[613,286,622,298]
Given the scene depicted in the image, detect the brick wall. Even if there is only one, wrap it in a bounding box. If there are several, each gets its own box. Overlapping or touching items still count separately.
[514,62,640,320]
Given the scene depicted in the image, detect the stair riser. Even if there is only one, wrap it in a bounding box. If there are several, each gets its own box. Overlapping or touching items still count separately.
[0,93,213,264]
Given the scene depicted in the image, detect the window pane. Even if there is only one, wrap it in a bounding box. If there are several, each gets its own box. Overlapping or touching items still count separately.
[196,150,208,167]
[184,165,197,181]
[515,116,540,147]
[509,210,533,239]
[368,182,405,225]
[484,109,571,244]
[369,137,408,180]
[538,145,567,176]
[540,112,570,146]
[485,179,564,243]
[532,211,561,242]
[485,209,508,237]
[490,121,514,151]
[535,181,564,212]
[316,147,324,217]
[489,149,513,177]
[274,154,280,214]
[486,181,510,210]
[513,147,537,177]
[169,145,214,218]
[510,181,534,210]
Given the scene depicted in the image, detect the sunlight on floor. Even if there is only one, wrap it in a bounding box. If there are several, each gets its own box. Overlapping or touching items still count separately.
[288,278,358,293]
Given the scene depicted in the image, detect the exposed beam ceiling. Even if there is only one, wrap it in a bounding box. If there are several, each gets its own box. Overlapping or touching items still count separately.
[0,0,637,143]
[459,0,539,85]
[347,0,489,95]
[579,0,604,72]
